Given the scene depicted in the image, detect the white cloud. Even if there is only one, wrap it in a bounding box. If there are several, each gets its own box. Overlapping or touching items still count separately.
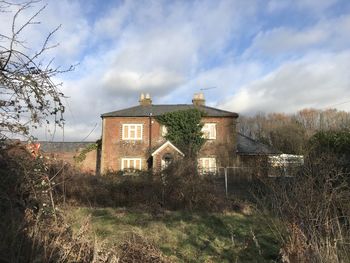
[3,0,349,141]
[267,1,289,13]
[167,61,263,106]
[92,0,134,40]
[245,27,328,57]
[244,14,350,58]
[296,0,338,12]
[89,0,257,92]
[41,0,350,140]
[267,0,339,13]
[220,52,350,114]
[102,70,185,95]
[0,0,91,65]
[48,0,261,141]
[41,0,91,63]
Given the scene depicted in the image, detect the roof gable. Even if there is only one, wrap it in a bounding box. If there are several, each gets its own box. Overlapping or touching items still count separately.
[237,133,279,155]
[151,140,185,157]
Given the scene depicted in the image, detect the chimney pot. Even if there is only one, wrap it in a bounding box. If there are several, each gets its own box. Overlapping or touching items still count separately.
[192,92,205,106]
[139,92,152,106]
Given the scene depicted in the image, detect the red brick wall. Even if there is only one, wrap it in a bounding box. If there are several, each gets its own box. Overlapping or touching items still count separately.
[39,142,98,174]
[101,116,165,172]
[101,116,237,173]
[43,149,97,174]
[79,150,98,173]
[198,117,237,168]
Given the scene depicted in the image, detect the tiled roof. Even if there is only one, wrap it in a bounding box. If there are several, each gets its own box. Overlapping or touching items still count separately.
[39,141,95,153]
[101,104,238,118]
[237,133,279,155]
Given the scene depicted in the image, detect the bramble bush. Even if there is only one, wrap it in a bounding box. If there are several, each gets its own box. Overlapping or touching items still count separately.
[254,135,350,263]
[54,160,232,212]
[0,142,102,262]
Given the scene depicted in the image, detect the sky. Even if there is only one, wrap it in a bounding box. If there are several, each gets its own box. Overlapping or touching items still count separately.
[2,0,350,141]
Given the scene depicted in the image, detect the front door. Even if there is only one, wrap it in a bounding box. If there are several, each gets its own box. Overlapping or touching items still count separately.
[161,153,173,169]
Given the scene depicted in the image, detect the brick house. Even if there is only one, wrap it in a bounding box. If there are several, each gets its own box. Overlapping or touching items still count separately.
[100,93,238,174]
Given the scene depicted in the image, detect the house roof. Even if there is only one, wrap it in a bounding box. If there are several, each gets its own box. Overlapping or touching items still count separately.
[237,133,279,155]
[38,141,95,153]
[101,104,238,118]
[151,140,185,157]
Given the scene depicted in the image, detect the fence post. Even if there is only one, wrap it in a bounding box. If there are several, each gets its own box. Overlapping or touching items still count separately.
[224,167,228,198]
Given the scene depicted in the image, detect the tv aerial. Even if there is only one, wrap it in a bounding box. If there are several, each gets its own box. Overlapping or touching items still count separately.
[200,86,217,91]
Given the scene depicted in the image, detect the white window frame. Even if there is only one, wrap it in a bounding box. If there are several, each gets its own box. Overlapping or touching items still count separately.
[161,125,168,137]
[122,124,143,140]
[202,123,216,139]
[121,158,142,170]
[198,157,217,174]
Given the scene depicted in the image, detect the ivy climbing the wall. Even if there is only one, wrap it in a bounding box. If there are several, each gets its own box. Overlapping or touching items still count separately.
[74,139,101,163]
[156,109,206,159]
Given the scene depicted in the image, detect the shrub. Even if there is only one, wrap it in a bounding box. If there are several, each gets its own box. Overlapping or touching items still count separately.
[119,233,172,263]
[254,153,350,262]
[309,129,350,170]
[159,161,229,211]
[0,142,101,262]
[55,159,231,212]
[56,170,162,209]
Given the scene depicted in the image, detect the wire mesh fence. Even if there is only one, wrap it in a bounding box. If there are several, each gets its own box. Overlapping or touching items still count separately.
[200,163,303,197]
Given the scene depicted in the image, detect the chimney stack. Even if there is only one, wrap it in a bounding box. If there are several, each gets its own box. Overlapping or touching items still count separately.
[139,92,152,106]
[192,92,205,107]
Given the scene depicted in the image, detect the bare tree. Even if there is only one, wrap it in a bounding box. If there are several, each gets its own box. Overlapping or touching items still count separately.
[0,0,72,139]
[238,108,350,154]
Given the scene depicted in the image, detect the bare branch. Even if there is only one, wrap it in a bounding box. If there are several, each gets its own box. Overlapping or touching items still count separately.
[0,0,72,139]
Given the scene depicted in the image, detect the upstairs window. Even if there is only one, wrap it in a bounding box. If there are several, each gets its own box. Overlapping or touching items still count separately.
[161,125,168,137]
[121,158,142,170]
[202,123,216,139]
[122,124,143,140]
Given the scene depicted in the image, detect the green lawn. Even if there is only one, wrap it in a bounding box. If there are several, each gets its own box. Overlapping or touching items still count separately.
[66,207,280,262]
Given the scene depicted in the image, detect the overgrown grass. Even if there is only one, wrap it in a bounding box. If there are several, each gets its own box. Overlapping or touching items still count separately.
[66,207,280,263]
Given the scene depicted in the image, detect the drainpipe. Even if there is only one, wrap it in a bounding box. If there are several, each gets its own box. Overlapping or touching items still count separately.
[100,117,105,175]
[149,112,153,169]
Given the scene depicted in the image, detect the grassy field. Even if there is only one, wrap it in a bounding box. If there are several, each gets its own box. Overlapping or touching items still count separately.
[66,206,280,262]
